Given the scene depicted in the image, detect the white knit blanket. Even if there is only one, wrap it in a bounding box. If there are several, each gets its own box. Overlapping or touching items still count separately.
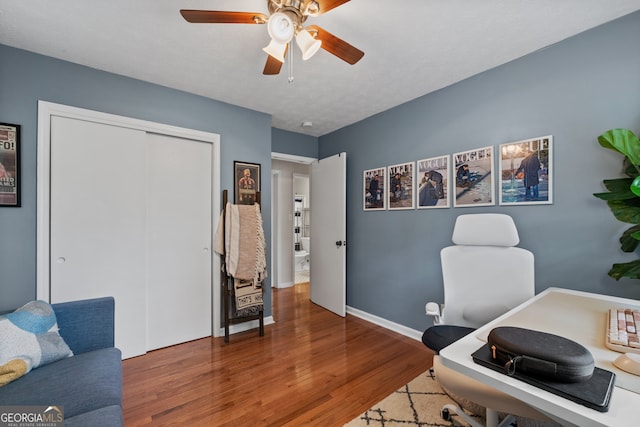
[215,203,267,310]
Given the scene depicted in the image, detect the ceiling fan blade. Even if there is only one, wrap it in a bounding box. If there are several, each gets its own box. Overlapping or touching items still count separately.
[306,25,364,65]
[315,0,351,14]
[263,44,288,75]
[263,55,284,75]
[180,10,268,24]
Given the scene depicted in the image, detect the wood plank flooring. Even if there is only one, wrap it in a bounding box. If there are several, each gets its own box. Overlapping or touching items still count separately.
[122,283,433,426]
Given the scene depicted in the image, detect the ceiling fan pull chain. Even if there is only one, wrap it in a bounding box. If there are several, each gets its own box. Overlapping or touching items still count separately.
[288,42,294,84]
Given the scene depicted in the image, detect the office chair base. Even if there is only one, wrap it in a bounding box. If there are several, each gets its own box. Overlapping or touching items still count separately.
[441,404,515,427]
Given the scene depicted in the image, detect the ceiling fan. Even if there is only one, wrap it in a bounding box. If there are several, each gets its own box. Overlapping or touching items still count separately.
[180,0,364,75]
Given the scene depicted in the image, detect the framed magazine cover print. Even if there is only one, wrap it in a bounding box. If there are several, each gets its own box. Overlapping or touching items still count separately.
[499,135,553,205]
[234,161,260,205]
[363,167,386,210]
[453,146,495,208]
[0,123,20,207]
[388,162,414,210]
[417,155,450,209]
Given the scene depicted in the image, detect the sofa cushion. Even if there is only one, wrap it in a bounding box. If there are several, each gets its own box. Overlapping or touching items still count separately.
[53,297,115,354]
[0,301,73,386]
[65,405,124,427]
[0,347,122,419]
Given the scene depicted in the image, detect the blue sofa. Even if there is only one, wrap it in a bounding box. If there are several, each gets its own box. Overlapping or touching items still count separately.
[0,297,123,426]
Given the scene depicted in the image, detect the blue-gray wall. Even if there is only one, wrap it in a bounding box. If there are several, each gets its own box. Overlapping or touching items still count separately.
[272,127,318,158]
[2,10,640,335]
[320,11,640,332]
[0,44,273,315]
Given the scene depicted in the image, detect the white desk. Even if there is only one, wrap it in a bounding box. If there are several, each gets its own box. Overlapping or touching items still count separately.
[439,287,640,427]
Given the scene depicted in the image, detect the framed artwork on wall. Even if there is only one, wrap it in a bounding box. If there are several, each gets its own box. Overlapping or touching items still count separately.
[388,162,414,210]
[0,122,20,207]
[499,135,553,205]
[453,146,495,208]
[417,155,450,209]
[363,167,386,211]
[234,161,260,205]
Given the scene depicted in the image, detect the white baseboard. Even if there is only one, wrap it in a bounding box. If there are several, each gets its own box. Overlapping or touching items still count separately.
[276,281,294,289]
[346,306,424,342]
[217,309,424,343]
[218,315,275,337]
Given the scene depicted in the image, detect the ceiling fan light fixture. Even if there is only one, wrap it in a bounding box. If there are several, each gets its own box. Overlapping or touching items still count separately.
[296,28,322,60]
[262,39,287,62]
[180,1,365,76]
[303,1,320,16]
[267,12,295,44]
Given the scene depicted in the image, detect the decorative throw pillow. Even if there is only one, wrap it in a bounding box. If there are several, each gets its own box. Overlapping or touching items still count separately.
[0,300,73,387]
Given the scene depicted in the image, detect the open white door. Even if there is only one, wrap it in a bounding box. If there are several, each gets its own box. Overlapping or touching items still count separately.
[310,152,346,316]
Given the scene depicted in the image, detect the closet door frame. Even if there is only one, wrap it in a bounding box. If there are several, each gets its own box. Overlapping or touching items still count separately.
[36,101,222,337]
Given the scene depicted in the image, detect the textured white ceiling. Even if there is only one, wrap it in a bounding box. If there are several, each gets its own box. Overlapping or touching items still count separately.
[1,0,640,137]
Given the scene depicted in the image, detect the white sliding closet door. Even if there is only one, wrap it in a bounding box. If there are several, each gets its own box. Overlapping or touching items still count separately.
[145,133,212,350]
[50,116,148,358]
[49,116,214,359]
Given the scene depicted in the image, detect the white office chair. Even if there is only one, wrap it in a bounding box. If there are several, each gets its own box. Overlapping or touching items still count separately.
[423,214,559,427]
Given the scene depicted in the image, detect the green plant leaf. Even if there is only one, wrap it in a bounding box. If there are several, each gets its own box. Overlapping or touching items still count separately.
[603,178,635,192]
[598,129,640,166]
[607,199,640,223]
[594,191,637,201]
[620,225,640,251]
[594,178,637,200]
[595,129,640,282]
[632,176,640,197]
[609,259,640,280]
[624,158,639,178]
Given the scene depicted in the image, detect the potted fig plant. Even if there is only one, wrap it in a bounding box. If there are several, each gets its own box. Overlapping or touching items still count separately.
[594,128,640,280]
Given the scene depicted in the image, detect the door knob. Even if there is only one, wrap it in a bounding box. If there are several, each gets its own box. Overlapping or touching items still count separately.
[335,241,345,247]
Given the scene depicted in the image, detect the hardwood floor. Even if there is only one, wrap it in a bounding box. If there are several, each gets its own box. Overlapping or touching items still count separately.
[122,283,433,426]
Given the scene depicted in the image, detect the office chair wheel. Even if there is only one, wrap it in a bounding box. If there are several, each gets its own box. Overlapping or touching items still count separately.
[441,407,451,421]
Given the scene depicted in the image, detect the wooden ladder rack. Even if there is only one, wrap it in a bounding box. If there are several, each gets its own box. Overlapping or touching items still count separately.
[221,189,265,343]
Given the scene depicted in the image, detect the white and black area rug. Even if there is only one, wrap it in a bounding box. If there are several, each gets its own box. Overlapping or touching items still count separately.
[345,370,562,427]
[344,369,477,427]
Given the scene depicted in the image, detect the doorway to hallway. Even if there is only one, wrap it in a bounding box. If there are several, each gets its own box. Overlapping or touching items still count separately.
[271,155,313,289]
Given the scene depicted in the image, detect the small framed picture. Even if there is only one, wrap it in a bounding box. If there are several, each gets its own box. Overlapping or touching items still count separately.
[234,161,260,205]
[388,162,415,210]
[417,155,450,209]
[363,167,386,211]
[0,123,20,207]
[499,136,553,205]
[453,146,495,208]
